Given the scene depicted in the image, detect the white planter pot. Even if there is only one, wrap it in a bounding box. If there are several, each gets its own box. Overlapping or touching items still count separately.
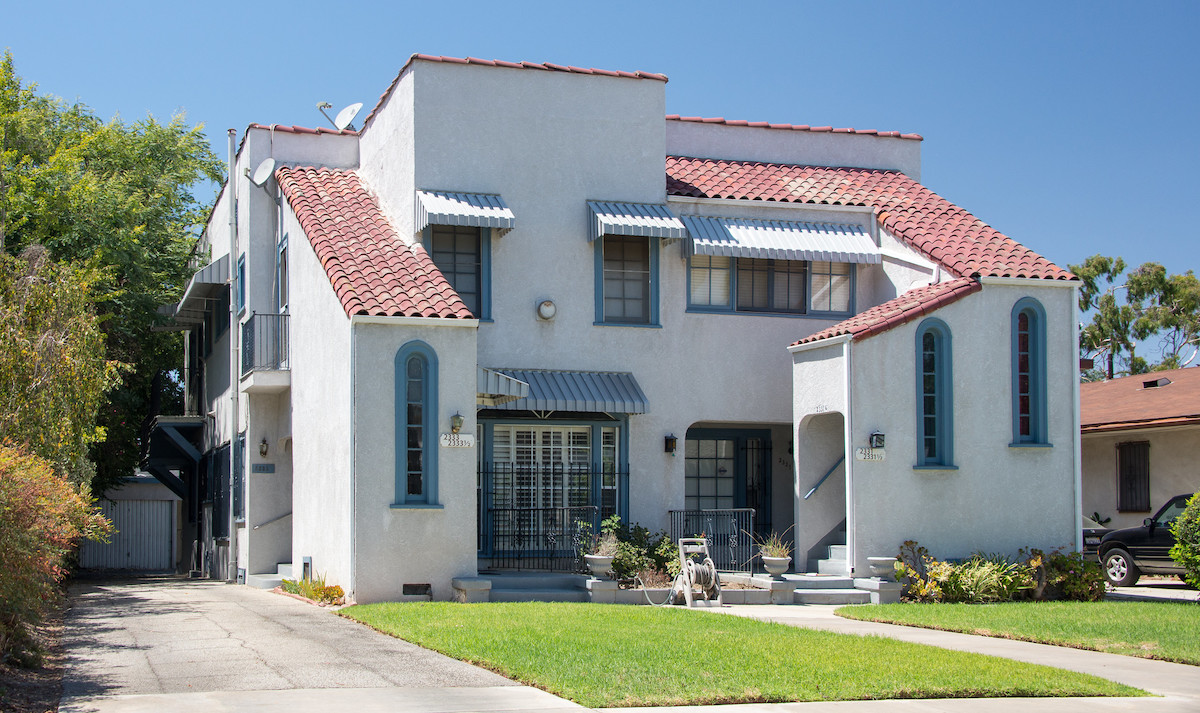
[761,555,791,576]
[867,556,897,578]
[585,554,614,577]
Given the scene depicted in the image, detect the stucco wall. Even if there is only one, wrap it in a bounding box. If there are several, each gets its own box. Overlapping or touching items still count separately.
[350,321,479,604]
[1082,426,1200,529]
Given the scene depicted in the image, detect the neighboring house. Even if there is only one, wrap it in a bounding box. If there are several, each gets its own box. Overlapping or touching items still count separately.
[147,54,1083,602]
[1081,367,1200,529]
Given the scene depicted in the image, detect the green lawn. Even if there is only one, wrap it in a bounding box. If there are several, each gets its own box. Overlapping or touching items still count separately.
[340,602,1141,707]
[837,600,1200,665]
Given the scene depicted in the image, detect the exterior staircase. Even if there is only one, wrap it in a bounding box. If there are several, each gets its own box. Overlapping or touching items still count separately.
[794,529,870,604]
[246,562,292,590]
[484,572,588,603]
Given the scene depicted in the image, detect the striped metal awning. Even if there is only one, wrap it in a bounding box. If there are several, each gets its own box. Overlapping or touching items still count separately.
[682,216,881,264]
[155,255,230,331]
[416,190,516,237]
[477,367,529,407]
[486,369,648,414]
[587,201,687,242]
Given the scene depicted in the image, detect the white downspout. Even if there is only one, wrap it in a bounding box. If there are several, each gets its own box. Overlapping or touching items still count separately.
[348,324,357,601]
[843,338,855,576]
[228,129,241,582]
[1071,284,1083,551]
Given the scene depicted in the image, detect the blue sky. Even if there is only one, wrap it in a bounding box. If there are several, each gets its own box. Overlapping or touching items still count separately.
[6,1,1197,276]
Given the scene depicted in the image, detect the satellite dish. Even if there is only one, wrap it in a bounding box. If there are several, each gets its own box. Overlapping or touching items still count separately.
[250,158,276,187]
[334,102,363,131]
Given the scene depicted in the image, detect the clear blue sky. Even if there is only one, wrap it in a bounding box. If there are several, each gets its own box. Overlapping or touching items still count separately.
[6,0,1197,276]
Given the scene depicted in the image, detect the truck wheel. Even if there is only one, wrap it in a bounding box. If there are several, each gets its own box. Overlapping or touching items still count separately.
[1102,548,1140,587]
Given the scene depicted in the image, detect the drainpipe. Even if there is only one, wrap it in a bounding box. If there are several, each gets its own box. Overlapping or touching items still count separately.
[842,338,855,577]
[1071,284,1083,551]
[228,129,241,582]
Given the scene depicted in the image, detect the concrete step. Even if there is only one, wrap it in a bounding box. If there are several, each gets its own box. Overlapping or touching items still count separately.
[808,558,851,576]
[482,572,586,590]
[276,563,293,578]
[784,573,854,589]
[245,573,284,590]
[793,588,871,605]
[826,544,847,560]
[489,588,588,603]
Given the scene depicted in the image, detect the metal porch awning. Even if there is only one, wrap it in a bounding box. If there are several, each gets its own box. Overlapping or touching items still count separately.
[681,216,881,264]
[486,369,648,414]
[477,367,529,407]
[416,190,516,237]
[587,201,687,242]
[155,254,230,331]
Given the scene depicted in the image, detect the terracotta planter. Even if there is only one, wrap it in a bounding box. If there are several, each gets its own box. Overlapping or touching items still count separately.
[584,554,614,577]
[761,555,791,576]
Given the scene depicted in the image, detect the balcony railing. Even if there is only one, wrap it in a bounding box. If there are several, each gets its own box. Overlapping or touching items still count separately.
[241,313,289,375]
[668,508,756,573]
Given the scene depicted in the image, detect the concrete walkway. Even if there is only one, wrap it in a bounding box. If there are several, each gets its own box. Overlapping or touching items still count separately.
[60,578,1199,713]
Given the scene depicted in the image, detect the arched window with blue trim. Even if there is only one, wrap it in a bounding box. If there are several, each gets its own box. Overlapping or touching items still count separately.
[1011,297,1048,445]
[915,318,954,468]
[395,341,438,506]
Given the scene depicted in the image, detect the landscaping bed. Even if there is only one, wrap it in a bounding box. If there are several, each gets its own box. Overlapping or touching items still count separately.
[0,604,64,713]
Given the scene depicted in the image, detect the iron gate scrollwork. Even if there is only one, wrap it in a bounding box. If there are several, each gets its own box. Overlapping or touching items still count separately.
[668,508,755,573]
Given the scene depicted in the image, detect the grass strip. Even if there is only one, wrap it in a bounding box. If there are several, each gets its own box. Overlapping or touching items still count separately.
[836,600,1200,665]
[341,602,1141,707]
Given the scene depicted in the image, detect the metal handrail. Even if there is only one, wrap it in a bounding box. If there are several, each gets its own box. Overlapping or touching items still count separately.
[804,455,846,500]
[252,511,292,530]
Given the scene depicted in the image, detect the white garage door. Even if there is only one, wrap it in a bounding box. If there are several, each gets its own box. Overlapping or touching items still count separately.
[79,500,173,571]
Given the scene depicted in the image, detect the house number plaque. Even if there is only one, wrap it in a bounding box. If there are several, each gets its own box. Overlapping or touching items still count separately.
[439,433,475,448]
[854,447,884,462]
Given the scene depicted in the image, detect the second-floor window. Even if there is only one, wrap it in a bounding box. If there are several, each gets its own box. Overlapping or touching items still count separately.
[916,318,954,468]
[428,225,490,320]
[1011,297,1048,445]
[688,256,853,315]
[598,236,657,325]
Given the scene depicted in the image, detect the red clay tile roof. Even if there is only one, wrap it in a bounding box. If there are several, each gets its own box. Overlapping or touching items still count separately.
[276,166,473,320]
[1081,367,1200,433]
[363,54,669,131]
[247,123,359,136]
[666,156,1075,281]
[791,278,982,346]
[667,116,922,141]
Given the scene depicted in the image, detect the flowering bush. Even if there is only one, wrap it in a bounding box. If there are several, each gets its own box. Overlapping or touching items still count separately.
[1025,548,1106,602]
[896,541,1102,603]
[281,571,344,605]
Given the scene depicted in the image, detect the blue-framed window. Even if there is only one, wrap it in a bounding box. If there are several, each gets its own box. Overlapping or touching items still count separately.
[427,225,491,320]
[276,234,289,313]
[687,255,854,316]
[915,318,955,468]
[1011,297,1049,446]
[394,341,439,507]
[595,236,659,326]
[236,254,246,315]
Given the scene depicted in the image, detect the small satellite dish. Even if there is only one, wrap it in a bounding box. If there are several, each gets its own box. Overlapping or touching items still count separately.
[250,158,276,187]
[334,102,363,131]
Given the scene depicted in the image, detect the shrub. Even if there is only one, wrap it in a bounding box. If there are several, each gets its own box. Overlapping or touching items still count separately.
[281,571,344,605]
[896,541,1099,603]
[0,444,110,664]
[1026,549,1106,602]
[600,516,673,582]
[1169,493,1200,590]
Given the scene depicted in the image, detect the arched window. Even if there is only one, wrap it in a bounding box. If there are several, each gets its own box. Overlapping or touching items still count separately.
[915,318,954,468]
[395,341,438,506]
[1011,298,1048,445]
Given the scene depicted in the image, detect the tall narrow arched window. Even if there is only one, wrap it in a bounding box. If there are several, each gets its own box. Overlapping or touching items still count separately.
[915,318,954,468]
[395,341,438,506]
[1011,298,1048,445]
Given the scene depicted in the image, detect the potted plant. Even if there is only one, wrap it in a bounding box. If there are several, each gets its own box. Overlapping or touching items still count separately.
[584,529,620,578]
[755,530,793,576]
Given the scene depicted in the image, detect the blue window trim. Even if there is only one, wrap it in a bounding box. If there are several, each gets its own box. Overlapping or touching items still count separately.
[683,427,772,514]
[684,254,856,318]
[236,255,246,315]
[424,225,491,321]
[394,340,438,507]
[594,236,660,327]
[915,317,954,469]
[1010,297,1050,447]
[276,233,289,313]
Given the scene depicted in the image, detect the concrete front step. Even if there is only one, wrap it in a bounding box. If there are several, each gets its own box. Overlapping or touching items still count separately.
[489,588,588,603]
[793,588,871,605]
[245,574,284,590]
[784,573,854,589]
[481,572,587,590]
[807,558,851,576]
[826,544,847,560]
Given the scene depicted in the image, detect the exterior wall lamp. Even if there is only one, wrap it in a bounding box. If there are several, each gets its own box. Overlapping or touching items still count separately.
[664,434,677,454]
[868,432,885,449]
[450,412,464,434]
[259,438,269,457]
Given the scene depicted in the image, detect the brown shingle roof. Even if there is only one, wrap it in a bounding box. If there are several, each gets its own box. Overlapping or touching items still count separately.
[1081,367,1200,433]
[791,278,982,346]
[666,156,1075,281]
[276,166,473,320]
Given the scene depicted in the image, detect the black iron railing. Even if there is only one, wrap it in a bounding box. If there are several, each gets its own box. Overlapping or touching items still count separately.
[241,313,289,375]
[668,508,756,573]
[485,505,598,571]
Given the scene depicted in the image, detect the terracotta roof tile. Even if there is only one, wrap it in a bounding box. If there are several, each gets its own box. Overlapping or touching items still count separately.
[276,166,473,320]
[247,123,359,136]
[791,278,983,346]
[1081,367,1200,432]
[667,117,922,140]
[666,156,1073,281]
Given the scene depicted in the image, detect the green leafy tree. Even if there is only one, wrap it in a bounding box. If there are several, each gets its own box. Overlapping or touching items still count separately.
[1,51,223,493]
[1071,255,1200,379]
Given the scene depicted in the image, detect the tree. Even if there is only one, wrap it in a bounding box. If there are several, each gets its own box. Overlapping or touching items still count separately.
[1071,254,1200,379]
[1,51,223,493]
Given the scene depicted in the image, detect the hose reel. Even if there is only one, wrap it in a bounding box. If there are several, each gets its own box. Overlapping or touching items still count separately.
[674,537,722,607]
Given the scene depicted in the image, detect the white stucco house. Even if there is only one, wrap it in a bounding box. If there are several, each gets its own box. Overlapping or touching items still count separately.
[149,54,1083,602]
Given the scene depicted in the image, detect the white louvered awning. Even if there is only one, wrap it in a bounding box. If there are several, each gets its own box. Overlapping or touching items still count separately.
[477,367,529,407]
[682,216,881,264]
[486,369,648,414]
[416,190,516,237]
[587,201,687,242]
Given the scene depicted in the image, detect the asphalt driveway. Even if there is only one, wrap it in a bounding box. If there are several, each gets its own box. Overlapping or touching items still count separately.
[59,577,580,713]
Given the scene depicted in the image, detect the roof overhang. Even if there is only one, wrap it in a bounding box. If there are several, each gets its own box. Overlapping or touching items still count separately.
[485,369,648,414]
[416,190,516,237]
[477,367,529,407]
[155,255,230,331]
[682,216,881,263]
[587,201,687,242]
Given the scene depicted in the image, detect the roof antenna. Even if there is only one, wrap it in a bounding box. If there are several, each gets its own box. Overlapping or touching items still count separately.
[317,101,363,131]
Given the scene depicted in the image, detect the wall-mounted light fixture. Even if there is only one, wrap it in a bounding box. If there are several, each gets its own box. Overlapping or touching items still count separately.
[259,438,269,457]
[869,432,885,449]
[450,412,465,434]
[664,434,677,454]
[536,299,557,321]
